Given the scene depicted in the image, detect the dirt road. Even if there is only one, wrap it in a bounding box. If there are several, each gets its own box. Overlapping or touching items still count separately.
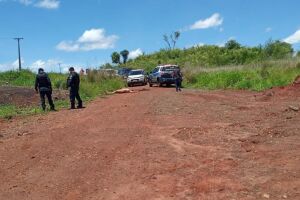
[0,85,299,200]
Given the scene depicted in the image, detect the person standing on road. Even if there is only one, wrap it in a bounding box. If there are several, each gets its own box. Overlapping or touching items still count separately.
[67,67,83,109]
[173,69,183,92]
[35,68,55,111]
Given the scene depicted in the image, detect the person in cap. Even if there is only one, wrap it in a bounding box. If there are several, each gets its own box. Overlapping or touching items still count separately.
[67,67,83,109]
[35,68,55,111]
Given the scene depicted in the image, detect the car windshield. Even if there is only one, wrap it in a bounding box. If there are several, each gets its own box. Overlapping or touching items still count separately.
[129,70,143,75]
[161,66,179,71]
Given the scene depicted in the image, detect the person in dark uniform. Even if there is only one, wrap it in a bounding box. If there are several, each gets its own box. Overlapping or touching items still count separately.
[173,69,183,92]
[67,67,83,109]
[35,68,55,111]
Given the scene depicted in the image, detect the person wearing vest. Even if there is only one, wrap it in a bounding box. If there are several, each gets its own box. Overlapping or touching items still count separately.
[35,68,55,111]
[67,67,83,109]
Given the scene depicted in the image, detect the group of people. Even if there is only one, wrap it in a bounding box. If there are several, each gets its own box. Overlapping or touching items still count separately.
[34,67,83,111]
[35,67,183,111]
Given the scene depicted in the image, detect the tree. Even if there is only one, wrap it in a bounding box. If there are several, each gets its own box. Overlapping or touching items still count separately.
[163,31,181,50]
[264,39,293,59]
[225,40,241,50]
[111,52,120,64]
[171,31,181,49]
[163,34,171,50]
[120,50,130,64]
[297,51,300,57]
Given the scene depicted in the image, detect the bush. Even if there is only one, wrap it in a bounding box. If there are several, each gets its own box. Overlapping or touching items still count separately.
[54,80,66,89]
[188,64,300,91]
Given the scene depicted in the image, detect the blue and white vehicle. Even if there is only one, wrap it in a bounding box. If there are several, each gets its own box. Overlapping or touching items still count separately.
[148,65,180,87]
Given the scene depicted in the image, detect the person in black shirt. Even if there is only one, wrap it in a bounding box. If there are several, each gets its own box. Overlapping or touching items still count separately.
[173,69,183,92]
[35,68,55,111]
[67,67,83,109]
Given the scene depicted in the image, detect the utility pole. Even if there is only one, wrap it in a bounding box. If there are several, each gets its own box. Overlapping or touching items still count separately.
[14,37,23,71]
[58,63,62,74]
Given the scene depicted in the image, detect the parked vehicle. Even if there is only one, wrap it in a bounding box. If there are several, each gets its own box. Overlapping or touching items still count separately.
[117,68,132,79]
[127,69,147,87]
[99,69,118,76]
[148,65,180,87]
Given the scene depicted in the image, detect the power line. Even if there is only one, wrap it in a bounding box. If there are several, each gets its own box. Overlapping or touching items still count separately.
[13,37,23,71]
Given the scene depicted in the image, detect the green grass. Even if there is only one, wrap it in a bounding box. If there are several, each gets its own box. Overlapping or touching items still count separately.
[0,70,125,119]
[0,105,42,119]
[184,65,300,91]
[0,100,70,119]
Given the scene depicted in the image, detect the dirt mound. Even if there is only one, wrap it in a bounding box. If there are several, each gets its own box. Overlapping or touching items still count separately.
[256,76,300,101]
[0,86,69,107]
[293,75,300,84]
[0,86,39,107]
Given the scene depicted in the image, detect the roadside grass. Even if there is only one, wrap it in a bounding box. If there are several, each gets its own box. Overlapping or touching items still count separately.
[0,100,70,119]
[0,70,125,119]
[0,105,42,119]
[183,60,300,91]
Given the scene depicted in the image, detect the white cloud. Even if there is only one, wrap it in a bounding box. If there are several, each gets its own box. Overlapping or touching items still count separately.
[30,59,62,72]
[56,41,80,52]
[0,58,24,72]
[128,48,143,59]
[194,43,205,47]
[0,58,85,73]
[30,59,86,73]
[56,28,119,52]
[265,27,272,32]
[0,0,60,9]
[216,37,236,47]
[216,42,225,47]
[186,43,205,48]
[283,29,300,44]
[190,13,223,30]
[35,0,59,9]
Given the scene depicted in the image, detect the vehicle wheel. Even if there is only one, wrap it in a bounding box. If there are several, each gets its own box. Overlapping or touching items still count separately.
[128,83,131,87]
[159,83,163,87]
[149,82,153,87]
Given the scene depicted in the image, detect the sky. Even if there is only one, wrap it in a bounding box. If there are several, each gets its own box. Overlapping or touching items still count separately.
[0,0,300,72]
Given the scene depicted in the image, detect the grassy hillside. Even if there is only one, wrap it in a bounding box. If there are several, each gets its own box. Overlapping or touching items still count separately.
[126,40,294,72]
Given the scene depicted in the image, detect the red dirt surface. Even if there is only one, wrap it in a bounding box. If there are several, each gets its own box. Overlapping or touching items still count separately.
[0,85,299,200]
